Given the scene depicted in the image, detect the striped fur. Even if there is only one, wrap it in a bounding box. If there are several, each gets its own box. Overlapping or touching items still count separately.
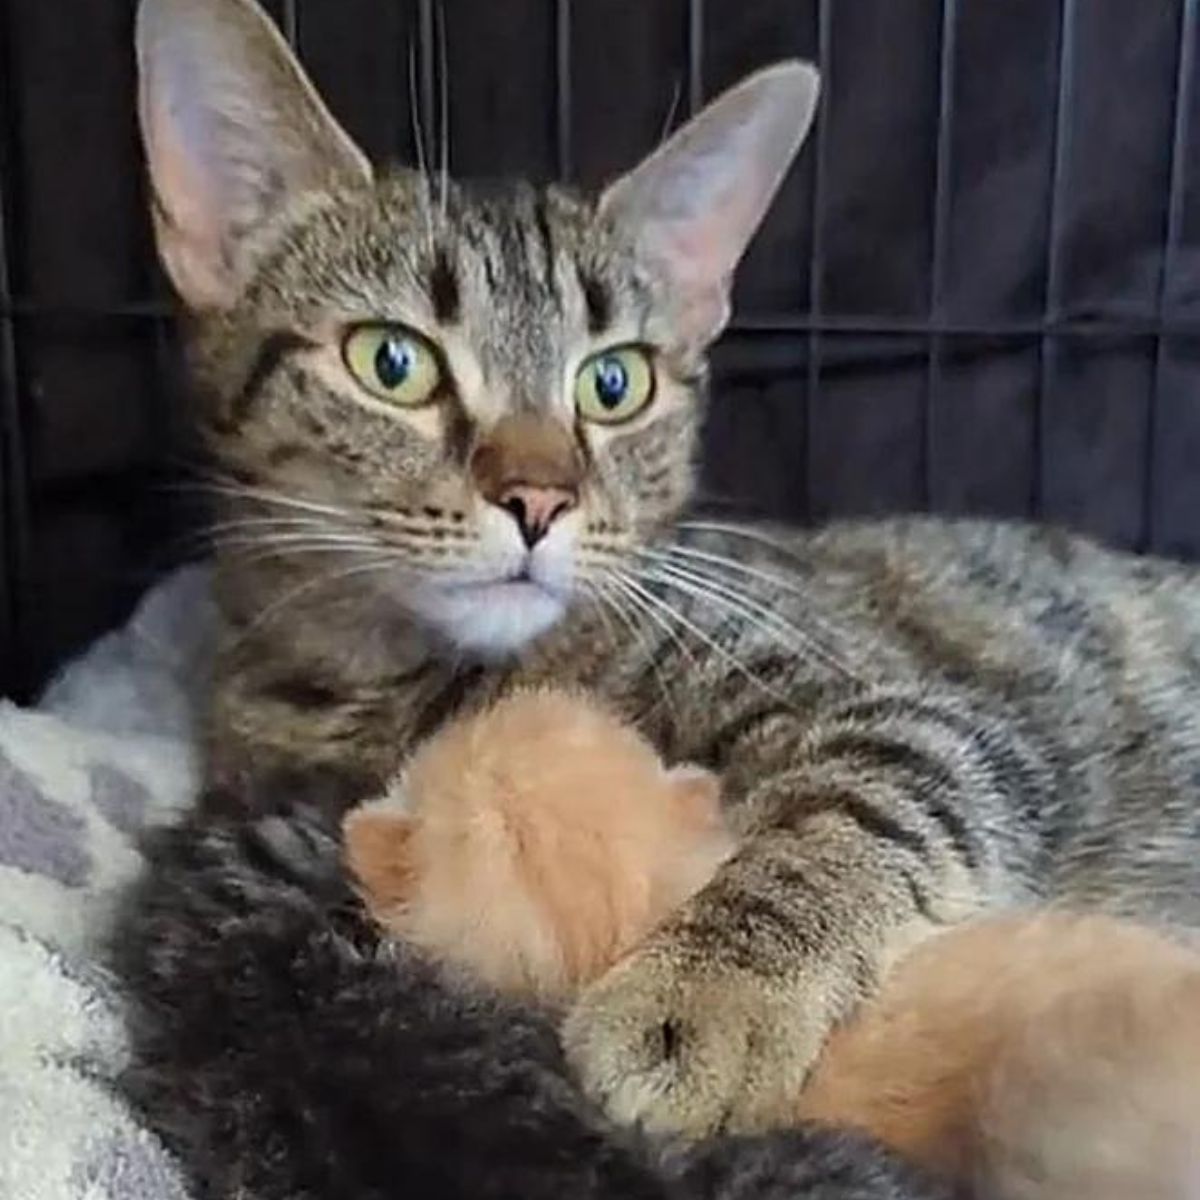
[139,0,1200,1142]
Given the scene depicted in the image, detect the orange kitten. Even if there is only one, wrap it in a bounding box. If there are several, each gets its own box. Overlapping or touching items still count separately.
[797,911,1200,1200]
[343,688,732,1002]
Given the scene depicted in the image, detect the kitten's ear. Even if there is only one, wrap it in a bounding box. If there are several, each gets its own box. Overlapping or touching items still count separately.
[599,61,819,345]
[664,764,725,833]
[343,802,415,909]
[136,0,373,310]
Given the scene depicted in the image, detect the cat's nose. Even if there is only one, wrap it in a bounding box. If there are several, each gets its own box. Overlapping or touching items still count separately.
[470,414,584,549]
[494,483,578,548]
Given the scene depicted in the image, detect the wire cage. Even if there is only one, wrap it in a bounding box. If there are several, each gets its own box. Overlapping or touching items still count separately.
[0,0,1197,697]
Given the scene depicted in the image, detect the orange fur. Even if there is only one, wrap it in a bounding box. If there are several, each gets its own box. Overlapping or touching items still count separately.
[343,688,732,1002]
[346,700,1200,1199]
[797,911,1200,1200]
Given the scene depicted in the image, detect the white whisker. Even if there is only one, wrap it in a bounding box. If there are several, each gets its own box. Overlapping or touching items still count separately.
[611,569,792,706]
[437,0,450,221]
[590,573,679,726]
[408,34,437,254]
[177,479,361,523]
[213,534,387,564]
[638,550,856,679]
[654,540,876,675]
[676,520,808,563]
[225,557,401,651]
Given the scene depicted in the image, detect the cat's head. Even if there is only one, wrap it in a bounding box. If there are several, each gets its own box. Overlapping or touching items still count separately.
[137,0,818,658]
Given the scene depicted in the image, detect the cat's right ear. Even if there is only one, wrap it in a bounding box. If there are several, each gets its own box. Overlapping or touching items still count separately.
[599,61,819,346]
[136,0,372,310]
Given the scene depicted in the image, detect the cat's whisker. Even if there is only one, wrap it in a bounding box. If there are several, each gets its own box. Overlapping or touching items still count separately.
[437,0,450,221]
[654,540,812,600]
[638,549,857,679]
[610,569,792,706]
[603,569,698,679]
[658,76,683,146]
[638,560,848,681]
[579,578,620,649]
[654,540,882,674]
[179,479,364,525]
[169,513,356,562]
[212,534,389,565]
[589,573,680,726]
[201,515,345,536]
[407,34,437,254]
[224,556,402,651]
[676,519,810,563]
[185,515,359,554]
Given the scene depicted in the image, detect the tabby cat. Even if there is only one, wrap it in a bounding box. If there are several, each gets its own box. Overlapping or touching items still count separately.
[126,0,1200,1163]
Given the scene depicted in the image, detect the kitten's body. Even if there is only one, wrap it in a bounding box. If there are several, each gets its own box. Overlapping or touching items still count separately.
[118,0,1200,1187]
[800,912,1200,1200]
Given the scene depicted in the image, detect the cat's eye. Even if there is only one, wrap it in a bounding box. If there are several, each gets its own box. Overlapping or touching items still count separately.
[343,324,443,407]
[574,346,655,425]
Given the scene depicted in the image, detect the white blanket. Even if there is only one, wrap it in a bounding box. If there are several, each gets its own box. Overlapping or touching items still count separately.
[0,566,213,1200]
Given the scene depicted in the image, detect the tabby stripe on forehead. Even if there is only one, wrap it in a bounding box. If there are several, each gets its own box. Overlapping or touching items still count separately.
[532,195,560,301]
[429,249,460,324]
[221,330,315,432]
[577,267,612,335]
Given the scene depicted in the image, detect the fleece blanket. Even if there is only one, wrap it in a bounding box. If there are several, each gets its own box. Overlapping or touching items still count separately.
[0,566,213,1200]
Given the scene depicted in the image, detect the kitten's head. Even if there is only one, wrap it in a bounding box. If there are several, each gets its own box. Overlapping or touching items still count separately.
[342,687,731,1002]
[137,0,818,658]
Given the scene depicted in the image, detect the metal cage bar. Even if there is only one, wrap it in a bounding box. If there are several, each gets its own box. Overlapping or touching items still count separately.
[803,0,833,517]
[4,299,1198,341]
[0,0,29,697]
[924,0,959,510]
[281,0,298,48]
[1036,0,1078,517]
[417,0,438,175]
[555,0,572,180]
[1144,0,1198,552]
[687,0,704,116]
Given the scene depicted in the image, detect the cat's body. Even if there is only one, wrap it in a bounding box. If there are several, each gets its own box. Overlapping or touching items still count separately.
[116,0,1200,1190]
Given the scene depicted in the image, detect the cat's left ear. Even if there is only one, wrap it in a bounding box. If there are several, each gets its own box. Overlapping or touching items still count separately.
[136,0,373,310]
[599,61,819,345]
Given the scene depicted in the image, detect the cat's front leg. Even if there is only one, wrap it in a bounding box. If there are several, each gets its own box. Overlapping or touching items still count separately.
[564,693,1038,1136]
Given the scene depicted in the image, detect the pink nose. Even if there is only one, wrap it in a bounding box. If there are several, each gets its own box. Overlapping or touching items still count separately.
[495,483,577,548]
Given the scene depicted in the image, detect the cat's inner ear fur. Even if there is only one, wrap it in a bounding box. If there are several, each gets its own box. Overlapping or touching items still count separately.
[599,61,819,346]
[136,0,373,310]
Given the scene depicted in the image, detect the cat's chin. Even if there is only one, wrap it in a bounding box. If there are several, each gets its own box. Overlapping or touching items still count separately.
[414,579,569,660]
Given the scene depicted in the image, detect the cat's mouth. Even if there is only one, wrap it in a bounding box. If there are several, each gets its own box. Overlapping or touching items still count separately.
[409,564,573,658]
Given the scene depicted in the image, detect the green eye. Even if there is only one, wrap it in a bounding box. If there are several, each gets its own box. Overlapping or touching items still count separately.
[574,346,655,425]
[343,324,442,406]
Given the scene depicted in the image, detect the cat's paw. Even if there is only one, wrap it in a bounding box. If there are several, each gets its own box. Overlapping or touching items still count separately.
[562,934,835,1138]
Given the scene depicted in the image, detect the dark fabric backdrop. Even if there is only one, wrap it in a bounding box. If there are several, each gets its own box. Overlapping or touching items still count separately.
[0,0,1197,697]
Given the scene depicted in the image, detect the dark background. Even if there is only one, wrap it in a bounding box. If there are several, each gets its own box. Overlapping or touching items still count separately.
[1,0,1198,698]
